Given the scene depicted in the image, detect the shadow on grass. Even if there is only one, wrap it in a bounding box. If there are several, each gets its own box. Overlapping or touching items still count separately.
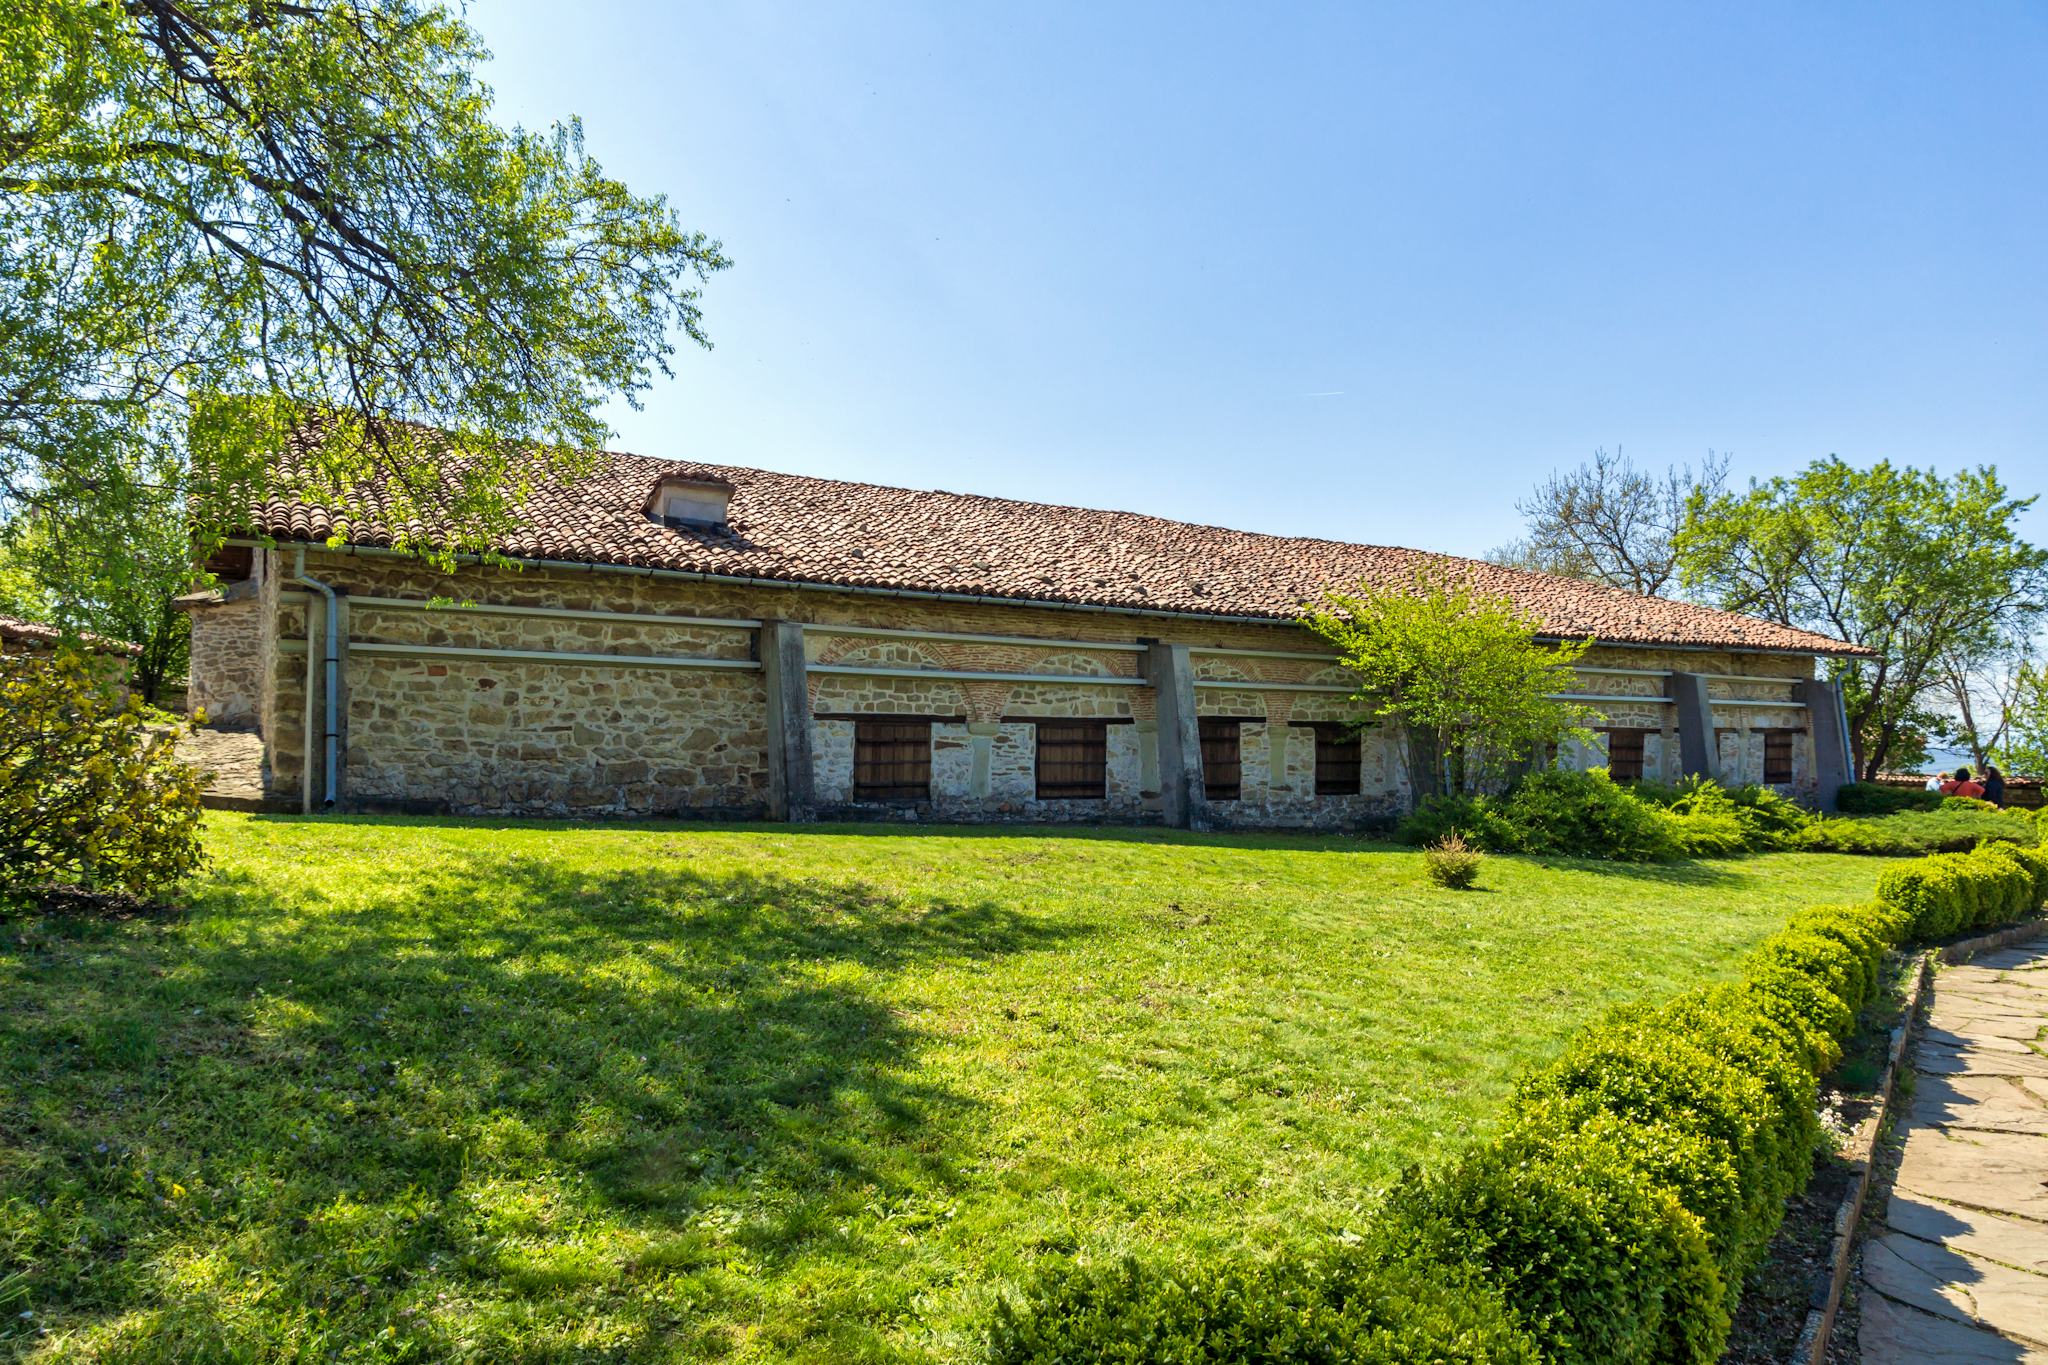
[241,809,1408,854]
[1519,856,1752,885]
[1,849,1086,1359]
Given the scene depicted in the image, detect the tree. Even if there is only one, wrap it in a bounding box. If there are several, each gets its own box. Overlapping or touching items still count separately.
[1935,635,2037,771]
[0,447,193,702]
[1675,459,2048,780]
[1490,448,1728,595]
[1994,661,2048,779]
[2,0,728,573]
[1304,570,1595,803]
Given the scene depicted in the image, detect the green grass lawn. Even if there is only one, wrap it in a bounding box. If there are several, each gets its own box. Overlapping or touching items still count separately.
[0,816,1887,1362]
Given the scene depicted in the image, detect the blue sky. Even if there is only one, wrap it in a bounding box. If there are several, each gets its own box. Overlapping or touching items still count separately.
[474,1,2047,557]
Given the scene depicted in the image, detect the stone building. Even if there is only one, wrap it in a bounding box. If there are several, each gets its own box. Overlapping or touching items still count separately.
[0,614,141,662]
[178,442,1864,826]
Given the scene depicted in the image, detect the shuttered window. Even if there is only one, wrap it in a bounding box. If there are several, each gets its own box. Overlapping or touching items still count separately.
[1199,718,1243,800]
[1035,721,1107,800]
[1313,724,1362,796]
[853,719,931,802]
[1764,730,1796,785]
[1601,727,1649,782]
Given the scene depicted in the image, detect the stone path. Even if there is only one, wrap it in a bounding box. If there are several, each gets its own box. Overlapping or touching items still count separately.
[1860,942,2048,1363]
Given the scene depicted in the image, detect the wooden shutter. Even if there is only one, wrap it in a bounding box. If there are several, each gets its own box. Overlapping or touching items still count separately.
[1035,721,1107,799]
[1313,724,1362,796]
[1763,730,1795,785]
[853,719,931,801]
[1601,727,1648,782]
[1199,718,1242,800]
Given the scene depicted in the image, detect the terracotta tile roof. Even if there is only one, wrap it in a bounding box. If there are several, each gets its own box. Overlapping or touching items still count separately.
[0,614,142,657]
[251,438,1867,657]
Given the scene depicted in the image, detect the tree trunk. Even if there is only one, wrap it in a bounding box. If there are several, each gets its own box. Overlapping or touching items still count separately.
[1406,728,1442,807]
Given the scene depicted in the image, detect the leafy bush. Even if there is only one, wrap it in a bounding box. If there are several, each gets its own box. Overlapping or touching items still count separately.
[1490,770,1681,861]
[1397,792,1512,850]
[1728,783,1815,840]
[1385,1126,1724,1363]
[1638,777,1815,858]
[1403,772,1820,863]
[1423,832,1485,889]
[1510,1025,1797,1296]
[1794,807,2038,856]
[0,648,207,906]
[1875,843,2042,939]
[988,1245,1539,1364]
[1834,782,1943,815]
[1657,804,1751,859]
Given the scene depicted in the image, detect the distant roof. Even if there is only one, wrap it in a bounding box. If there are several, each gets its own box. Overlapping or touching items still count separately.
[0,614,141,657]
[251,433,1867,657]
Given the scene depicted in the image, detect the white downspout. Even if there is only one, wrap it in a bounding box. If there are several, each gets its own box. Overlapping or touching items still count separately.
[292,547,340,809]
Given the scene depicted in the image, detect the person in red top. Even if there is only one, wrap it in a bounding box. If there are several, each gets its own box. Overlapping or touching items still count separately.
[1939,766,1987,799]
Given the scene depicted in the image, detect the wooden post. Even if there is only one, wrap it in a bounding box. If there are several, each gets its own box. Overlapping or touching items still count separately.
[760,620,815,822]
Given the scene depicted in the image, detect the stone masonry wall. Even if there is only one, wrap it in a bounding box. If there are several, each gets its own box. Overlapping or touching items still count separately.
[214,548,1830,823]
[186,596,265,730]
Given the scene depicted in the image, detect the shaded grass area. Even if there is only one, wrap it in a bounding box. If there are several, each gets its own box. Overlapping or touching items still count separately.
[0,816,1886,1361]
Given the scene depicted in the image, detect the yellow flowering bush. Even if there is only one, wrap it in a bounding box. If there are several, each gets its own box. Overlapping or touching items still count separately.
[0,646,207,905]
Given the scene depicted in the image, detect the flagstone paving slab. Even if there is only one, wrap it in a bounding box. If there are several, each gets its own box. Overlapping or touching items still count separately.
[1910,1074,2048,1136]
[1862,1288,2048,1364]
[1863,1234,2048,1341]
[1925,1011,2048,1042]
[1886,1192,2048,1276]
[1896,1121,2048,1223]
[1915,1042,2048,1080]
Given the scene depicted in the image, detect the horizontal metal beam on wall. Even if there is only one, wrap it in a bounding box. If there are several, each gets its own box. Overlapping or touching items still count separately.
[1551,693,1676,704]
[799,621,1147,652]
[1193,679,1352,693]
[282,638,760,671]
[1188,645,1338,663]
[348,595,759,630]
[1708,697,1810,708]
[808,663,1147,686]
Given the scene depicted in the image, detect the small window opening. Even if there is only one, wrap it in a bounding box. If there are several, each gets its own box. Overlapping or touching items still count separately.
[1763,730,1796,785]
[1200,718,1243,800]
[853,719,932,802]
[1313,724,1362,796]
[1036,721,1107,800]
[1600,727,1650,782]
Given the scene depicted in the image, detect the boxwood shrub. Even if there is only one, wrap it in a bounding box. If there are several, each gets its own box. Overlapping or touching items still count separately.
[1833,781,1943,815]
[988,843,2046,1364]
[1795,806,2037,856]
[987,1243,1540,1364]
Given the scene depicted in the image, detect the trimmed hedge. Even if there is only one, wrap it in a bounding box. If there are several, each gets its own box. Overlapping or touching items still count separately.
[1834,781,1944,815]
[1875,843,2048,938]
[1403,769,2039,863]
[988,1247,1541,1364]
[989,843,2045,1364]
[1795,806,2038,857]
